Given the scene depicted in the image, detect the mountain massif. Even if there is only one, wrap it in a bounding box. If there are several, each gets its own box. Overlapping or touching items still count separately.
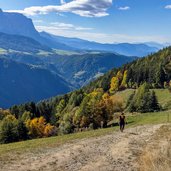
[0,9,159,56]
[0,9,166,108]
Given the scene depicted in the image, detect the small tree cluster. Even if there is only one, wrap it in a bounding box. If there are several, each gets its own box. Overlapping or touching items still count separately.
[127,83,160,113]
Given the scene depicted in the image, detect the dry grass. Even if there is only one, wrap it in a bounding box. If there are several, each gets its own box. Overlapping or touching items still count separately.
[139,125,171,171]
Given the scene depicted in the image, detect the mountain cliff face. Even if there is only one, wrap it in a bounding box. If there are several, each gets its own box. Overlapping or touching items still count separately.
[0,10,39,39]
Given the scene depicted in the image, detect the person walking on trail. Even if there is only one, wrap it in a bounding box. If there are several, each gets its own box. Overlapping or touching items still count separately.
[119,113,126,132]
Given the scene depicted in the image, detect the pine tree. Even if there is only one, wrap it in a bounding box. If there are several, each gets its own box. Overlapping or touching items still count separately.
[150,91,160,111]
[155,64,166,88]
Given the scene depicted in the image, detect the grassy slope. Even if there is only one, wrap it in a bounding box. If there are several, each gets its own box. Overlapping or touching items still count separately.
[0,110,171,156]
[154,89,171,109]
[116,88,171,109]
[0,89,170,156]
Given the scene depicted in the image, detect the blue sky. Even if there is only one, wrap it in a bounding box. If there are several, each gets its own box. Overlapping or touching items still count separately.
[1,0,171,43]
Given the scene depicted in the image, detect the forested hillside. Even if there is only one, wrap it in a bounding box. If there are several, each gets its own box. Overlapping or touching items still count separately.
[0,46,170,144]
[85,46,171,92]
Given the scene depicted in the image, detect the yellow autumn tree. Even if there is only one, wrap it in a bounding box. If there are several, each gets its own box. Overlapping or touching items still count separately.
[120,70,128,89]
[102,93,114,120]
[26,116,55,138]
[109,76,120,93]
[44,124,56,137]
[116,70,123,82]
[102,93,110,101]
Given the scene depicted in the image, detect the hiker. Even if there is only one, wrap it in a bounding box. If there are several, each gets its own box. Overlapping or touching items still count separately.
[119,113,126,132]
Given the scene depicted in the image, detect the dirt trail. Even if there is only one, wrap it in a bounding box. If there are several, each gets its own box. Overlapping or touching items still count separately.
[0,124,165,171]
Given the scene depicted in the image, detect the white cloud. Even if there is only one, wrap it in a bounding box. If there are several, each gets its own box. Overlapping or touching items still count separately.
[60,0,66,5]
[49,22,93,30]
[6,0,112,17]
[35,25,169,43]
[165,5,171,9]
[118,6,130,11]
[33,20,43,23]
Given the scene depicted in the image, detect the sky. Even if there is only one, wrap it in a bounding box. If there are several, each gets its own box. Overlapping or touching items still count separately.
[1,0,171,43]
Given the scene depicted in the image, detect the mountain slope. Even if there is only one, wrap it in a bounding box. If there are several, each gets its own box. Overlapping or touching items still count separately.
[0,32,136,88]
[0,32,51,53]
[3,51,136,88]
[84,46,171,92]
[0,57,71,108]
[40,32,159,57]
[45,52,136,87]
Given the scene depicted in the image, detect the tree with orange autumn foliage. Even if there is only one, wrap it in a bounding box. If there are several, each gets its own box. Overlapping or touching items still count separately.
[26,116,56,138]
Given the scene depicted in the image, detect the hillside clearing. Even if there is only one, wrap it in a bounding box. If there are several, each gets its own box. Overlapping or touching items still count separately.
[116,89,171,109]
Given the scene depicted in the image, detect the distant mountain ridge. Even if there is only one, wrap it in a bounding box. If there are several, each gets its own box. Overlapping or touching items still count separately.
[40,32,159,57]
[0,9,160,56]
